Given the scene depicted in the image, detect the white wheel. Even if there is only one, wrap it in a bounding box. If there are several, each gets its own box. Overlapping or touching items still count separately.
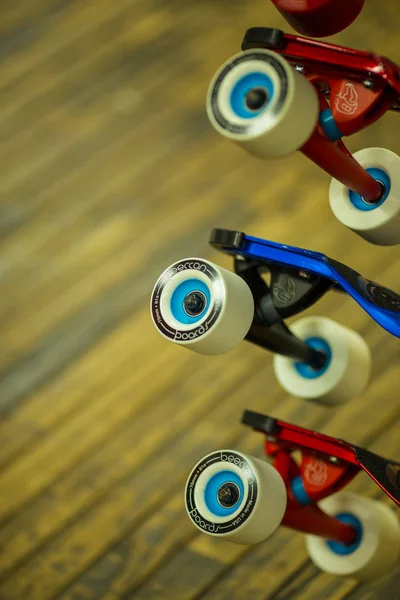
[329,147,400,245]
[306,492,400,580]
[273,316,371,405]
[207,49,319,159]
[150,258,254,355]
[185,450,287,544]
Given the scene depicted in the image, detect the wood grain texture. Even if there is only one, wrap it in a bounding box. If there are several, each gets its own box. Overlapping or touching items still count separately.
[0,1,399,599]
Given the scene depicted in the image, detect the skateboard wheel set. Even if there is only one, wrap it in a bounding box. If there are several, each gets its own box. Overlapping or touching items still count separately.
[207,20,400,245]
[151,258,254,355]
[152,228,400,404]
[150,1,400,582]
[185,449,287,545]
[187,443,400,580]
[272,316,371,405]
[207,49,319,159]
[329,147,400,245]
[305,492,400,580]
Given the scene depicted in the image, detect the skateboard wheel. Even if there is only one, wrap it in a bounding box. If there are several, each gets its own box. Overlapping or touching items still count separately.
[185,450,287,544]
[207,49,319,159]
[271,0,365,38]
[150,258,254,355]
[306,492,400,580]
[273,316,371,405]
[329,147,400,245]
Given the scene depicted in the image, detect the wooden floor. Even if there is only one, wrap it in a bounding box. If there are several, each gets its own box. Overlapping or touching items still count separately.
[0,1,399,598]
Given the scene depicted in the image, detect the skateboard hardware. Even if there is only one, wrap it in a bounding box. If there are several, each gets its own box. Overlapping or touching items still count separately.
[210,228,400,338]
[185,412,400,579]
[150,2,400,583]
[207,29,400,243]
[242,28,400,204]
[242,410,400,508]
[241,29,400,130]
[151,228,399,403]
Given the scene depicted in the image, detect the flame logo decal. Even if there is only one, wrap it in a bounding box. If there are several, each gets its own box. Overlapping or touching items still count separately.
[335,82,359,115]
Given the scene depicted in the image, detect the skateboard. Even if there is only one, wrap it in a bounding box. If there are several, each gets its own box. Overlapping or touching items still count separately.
[151,228,400,404]
[206,27,400,244]
[185,409,400,580]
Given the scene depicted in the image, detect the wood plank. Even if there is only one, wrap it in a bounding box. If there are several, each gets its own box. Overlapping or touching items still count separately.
[345,570,400,600]
[0,307,161,466]
[0,4,196,168]
[0,130,223,303]
[0,356,291,599]
[0,348,264,572]
[0,0,70,40]
[1,38,210,222]
[0,136,235,366]
[0,0,248,147]
[0,0,151,89]
[0,170,256,416]
[0,131,248,438]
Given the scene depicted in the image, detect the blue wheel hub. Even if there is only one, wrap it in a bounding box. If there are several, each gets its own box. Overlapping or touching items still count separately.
[294,337,332,379]
[349,168,391,211]
[204,470,244,517]
[170,278,210,325]
[327,513,363,555]
[230,72,274,119]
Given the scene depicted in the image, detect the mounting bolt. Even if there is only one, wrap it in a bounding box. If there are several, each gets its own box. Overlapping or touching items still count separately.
[329,456,340,465]
[363,78,374,89]
[295,64,305,74]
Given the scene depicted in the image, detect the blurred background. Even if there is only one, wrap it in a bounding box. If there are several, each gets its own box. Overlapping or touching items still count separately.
[0,1,399,598]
